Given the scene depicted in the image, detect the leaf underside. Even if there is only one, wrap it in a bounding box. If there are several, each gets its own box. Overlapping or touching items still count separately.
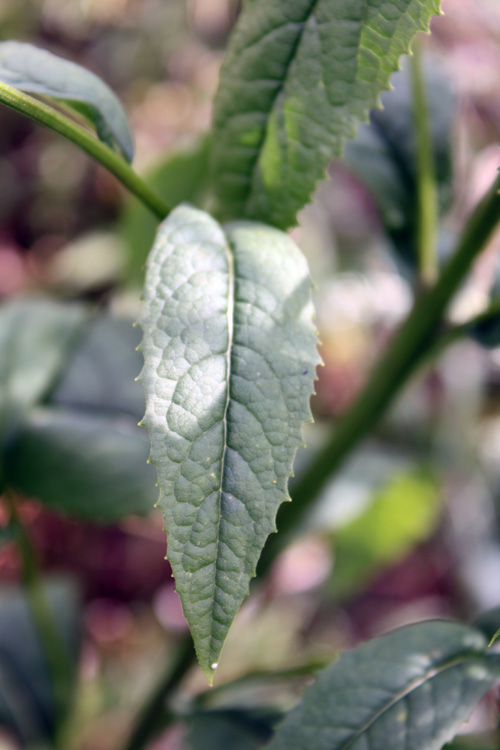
[267,621,500,750]
[138,204,319,681]
[212,0,442,230]
[0,41,134,161]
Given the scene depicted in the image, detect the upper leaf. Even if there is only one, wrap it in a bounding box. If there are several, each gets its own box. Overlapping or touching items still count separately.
[267,620,500,750]
[212,0,442,230]
[0,41,134,161]
[138,205,319,681]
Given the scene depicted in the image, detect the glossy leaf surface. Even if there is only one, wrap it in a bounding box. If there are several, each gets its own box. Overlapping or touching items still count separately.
[268,621,500,750]
[138,204,318,680]
[213,0,442,230]
[0,41,134,160]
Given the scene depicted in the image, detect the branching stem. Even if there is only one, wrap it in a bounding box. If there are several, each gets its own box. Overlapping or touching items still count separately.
[410,40,439,287]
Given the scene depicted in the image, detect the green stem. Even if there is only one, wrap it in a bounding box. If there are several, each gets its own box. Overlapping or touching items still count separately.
[4,491,74,745]
[123,634,195,750]
[0,81,169,220]
[410,41,438,287]
[260,172,500,570]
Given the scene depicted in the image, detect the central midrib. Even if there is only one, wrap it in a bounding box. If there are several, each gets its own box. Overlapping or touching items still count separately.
[245,0,320,211]
[208,241,235,663]
[341,650,489,749]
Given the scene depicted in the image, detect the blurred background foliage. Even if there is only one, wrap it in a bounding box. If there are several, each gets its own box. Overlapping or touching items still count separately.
[3,0,500,748]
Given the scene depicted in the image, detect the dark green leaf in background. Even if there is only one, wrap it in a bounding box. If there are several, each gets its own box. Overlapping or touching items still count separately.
[138,204,319,681]
[0,41,134,161]
[50,316,145,420]
[212,0,442,230]
[4,408,156,523]
[0,304,156,524]
[267,621,500,750]
[0,299,88,435]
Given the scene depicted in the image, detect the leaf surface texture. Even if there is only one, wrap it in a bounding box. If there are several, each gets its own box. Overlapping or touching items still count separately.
[138,205,319,680]
[268,621,500,750]
[213,0,442,229]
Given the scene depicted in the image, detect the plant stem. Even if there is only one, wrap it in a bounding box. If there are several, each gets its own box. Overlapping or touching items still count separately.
[410,41,438,287]
[4,491,74,745]
[123,175,500,747]
[123,634,195,750]
[260,172,500,570]
[0,81,169,220]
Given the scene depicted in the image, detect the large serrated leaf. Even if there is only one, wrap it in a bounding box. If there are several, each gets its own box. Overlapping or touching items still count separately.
[0,41,134,161]
[212,0,442,230]
[267,621,500,750]
[138,204,319,681]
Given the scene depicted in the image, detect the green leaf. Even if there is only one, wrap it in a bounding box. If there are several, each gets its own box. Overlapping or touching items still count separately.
[332,471,440,598]
[138,204,319,681]
[187,708,281,750]
[49,315,146,420]
[212,0,442,230]
[121,135,211,283]
[267,620,500,750]
[0,41,134,161]
[4,408,156,523]
[1,308,157,524]
[0,299,88,434]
